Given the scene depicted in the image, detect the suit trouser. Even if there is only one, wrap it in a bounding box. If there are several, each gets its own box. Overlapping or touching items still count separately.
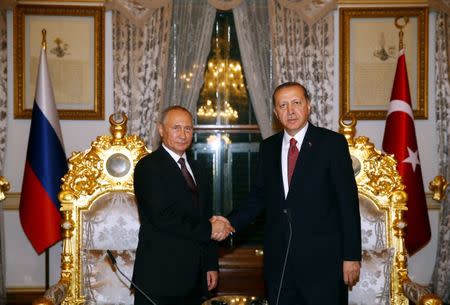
[134,272,204,305]
[266,256,348,305]
[134,290,203,305]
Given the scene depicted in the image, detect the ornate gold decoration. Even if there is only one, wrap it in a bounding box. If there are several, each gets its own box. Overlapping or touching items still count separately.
[339,116,442,305]
[421,295,444,305]
[428,175,449,202]
[0,176,10,201]
[338,113,356,143]
[36,114,150,305]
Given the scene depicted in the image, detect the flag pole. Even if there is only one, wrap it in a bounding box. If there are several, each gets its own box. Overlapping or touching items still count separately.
[394,16,409,50]
[45,249,49,290]
[40,28,51,291]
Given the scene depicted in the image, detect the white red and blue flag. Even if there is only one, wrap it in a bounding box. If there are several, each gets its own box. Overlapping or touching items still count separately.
[19,42,68,254]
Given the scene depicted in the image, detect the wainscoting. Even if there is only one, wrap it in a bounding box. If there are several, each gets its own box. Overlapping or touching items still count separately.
[216,246,265,297]
[6,289,44,305]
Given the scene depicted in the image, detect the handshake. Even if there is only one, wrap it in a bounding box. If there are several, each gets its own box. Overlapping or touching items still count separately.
[209,216,235,241]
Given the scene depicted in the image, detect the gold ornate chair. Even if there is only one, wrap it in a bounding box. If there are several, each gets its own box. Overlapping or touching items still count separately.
[339,118,441,305]
[34,114,149,305]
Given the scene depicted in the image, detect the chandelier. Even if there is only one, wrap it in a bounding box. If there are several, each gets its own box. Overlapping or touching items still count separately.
[197,99,238,119]
[197,18,248,124]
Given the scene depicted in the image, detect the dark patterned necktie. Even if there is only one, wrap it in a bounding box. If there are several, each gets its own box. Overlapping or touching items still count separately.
[178,157,198,193]
[288,138,299,186]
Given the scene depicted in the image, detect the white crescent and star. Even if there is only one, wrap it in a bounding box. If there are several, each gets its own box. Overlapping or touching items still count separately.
[387,98,420,172]
[402,147,420,172]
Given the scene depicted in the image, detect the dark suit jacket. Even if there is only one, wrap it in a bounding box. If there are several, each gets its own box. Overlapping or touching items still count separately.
[132,146,218,297]
[228,123,361,289]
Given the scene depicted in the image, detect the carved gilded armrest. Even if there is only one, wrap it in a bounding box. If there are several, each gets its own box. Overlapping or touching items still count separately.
[402,278,442,305]
[33,280,69,305]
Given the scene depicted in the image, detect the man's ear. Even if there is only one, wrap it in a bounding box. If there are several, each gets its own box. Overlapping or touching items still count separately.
[273,109,278,119]
[158,123,163,137]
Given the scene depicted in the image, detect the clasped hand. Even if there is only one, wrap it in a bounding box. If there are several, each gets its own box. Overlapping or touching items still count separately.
[210,216,235,241]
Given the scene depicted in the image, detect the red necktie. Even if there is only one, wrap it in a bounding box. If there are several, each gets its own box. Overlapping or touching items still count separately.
[178,157,198,193]
[288,138,299,186]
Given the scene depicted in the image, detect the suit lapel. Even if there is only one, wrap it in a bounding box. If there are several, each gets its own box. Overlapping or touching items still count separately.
[187,154,200,188]
[286,124,317,199]
[157,146,190,191]
[272,133,285,202]
[186,154,202,207]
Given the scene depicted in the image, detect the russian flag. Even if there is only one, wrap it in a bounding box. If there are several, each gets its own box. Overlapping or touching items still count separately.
[19,42,68,254]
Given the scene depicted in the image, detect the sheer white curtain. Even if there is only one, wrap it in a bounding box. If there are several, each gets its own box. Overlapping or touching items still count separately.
[233,0,274,139]
[269,0,334,129]
[112,2,172,149]
[432,11,450,303]
[0,10,7,305]
[164,0,216,114]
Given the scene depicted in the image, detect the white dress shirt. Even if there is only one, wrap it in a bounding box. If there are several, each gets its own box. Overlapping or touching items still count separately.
[162,144,196,183]
[281,123,308,198]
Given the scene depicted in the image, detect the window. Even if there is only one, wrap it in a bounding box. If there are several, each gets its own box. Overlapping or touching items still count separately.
[192,11,263,246]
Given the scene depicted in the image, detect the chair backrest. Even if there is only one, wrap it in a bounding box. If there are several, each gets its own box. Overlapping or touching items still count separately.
[339,118,409,305]
[57,114,149,305]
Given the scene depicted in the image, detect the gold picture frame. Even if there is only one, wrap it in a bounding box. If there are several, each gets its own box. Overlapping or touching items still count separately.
[339,7,428,120]
[14,4,105,120]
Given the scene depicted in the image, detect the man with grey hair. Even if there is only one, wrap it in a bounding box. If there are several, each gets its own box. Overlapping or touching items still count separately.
[133,106,233,305]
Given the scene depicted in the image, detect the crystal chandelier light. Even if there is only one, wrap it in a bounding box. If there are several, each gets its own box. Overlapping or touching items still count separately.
[197,17,248,124]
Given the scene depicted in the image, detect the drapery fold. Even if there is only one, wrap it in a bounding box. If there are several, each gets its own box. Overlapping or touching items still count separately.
[164,0,215,115]
[269,0,334,129]
[0,10,7,305]
[208,0,243,10]
[233,0,274,138]
[112,3,172,149]
[429,0,450,16]
[105,0,170,27]
[277,0,336,26]
[432,11,450,303]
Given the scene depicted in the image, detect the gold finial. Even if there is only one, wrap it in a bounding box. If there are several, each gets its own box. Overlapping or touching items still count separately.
[395,17,409,51]
[109,113,128,144]
[41,29,47,50]
[339,113,357,145]
[429,175,449,202]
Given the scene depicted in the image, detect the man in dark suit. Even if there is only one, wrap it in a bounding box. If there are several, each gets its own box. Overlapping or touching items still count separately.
[133,106,233,305]
[211,82,361,305]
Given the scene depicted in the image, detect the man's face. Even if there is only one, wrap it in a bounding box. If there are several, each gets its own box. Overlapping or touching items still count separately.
[273,86,311,136]
[158,109,194,156]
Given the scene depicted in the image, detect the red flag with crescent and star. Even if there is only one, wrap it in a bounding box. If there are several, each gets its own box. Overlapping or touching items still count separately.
[382,49,431,255]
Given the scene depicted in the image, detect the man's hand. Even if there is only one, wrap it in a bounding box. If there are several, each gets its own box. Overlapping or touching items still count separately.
[210,216,235,241]
[343,261,361,288]
[206,271,219,291]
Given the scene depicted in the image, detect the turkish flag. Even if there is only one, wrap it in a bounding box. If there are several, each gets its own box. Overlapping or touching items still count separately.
[382,49,431,255]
